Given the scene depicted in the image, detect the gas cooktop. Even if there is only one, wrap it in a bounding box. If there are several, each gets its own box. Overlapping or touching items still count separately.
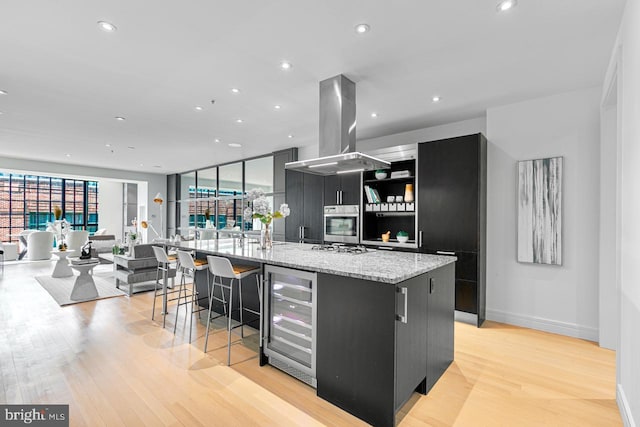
[310,244,371,255]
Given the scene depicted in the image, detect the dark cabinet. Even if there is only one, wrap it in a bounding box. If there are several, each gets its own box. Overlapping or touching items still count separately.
[273,148,297,241]
[285,170,324,243]
[323,173,360,205]
[316,262,454,427]
[417,134,487,326]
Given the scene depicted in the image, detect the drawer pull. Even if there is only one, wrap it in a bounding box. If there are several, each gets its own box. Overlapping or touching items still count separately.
[436,250,456,256]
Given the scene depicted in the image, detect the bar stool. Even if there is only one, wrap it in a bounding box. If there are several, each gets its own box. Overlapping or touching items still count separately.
[174,250,209,343]
[151,246,179,327]
[204,255,261,365]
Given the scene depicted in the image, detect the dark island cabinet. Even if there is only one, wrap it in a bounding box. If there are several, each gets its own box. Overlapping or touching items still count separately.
[316,262,454,427]
[285,170,324,244]
[324,173,361,206]
[417,134,487,326]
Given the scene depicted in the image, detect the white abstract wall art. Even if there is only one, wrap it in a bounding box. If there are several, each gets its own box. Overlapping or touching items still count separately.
[517,156,563,265]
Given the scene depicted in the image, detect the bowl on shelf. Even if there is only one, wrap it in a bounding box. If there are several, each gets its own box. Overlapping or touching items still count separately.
[396,231,409,243]
[375,170,388,180]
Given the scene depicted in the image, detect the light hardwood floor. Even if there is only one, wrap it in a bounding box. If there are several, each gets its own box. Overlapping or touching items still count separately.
[0,260,621,426]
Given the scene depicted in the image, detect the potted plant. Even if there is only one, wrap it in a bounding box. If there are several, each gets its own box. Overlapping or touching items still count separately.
[396,230,409,243]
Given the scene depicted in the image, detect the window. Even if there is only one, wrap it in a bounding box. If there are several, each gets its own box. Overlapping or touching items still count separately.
[0,173,99,243]
[218,162,243,229]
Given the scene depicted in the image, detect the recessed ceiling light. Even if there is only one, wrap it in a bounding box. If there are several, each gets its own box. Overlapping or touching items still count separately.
[274,105,281,110]
[194,106,203,111]
[115,116,126,121]
[0,112,4,115]
[236,119,243,123]
[153,165,162,168]
[214,138,221,143]
[496,0,517,12]
[355,24,370,34]
[0,90,7,95]
[288,134,293,139]
[97,21,117,32]
[280,61,292,70]
[228,143,242,148]
[65,154,72,158]
[231,88,240,93]
[139,163,144,167]
[105,143,111,147]
[432,96,441,103]
[371,112,378,118]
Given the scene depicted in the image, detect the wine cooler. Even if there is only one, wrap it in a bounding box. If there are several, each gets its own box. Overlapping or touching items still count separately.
[262,265,317,387]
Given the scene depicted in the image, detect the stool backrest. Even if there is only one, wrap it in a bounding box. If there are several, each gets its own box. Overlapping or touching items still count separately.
[206,255,236,279]
[176,250,196,270]
[152,246,170,264]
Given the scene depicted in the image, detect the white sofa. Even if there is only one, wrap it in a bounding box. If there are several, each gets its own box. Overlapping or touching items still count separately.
[27,231,54,260]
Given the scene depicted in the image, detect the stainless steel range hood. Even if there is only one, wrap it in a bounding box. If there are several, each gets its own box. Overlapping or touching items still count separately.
[285,74,390,175]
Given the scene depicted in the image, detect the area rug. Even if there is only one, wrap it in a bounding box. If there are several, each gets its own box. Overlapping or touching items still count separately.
[35,275,126,306]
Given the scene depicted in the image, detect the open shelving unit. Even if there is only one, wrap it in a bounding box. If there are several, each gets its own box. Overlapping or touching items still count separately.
[360,159,418,249]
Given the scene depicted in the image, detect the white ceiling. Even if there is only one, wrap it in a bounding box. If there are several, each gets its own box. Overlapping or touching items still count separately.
[0,0,625,175]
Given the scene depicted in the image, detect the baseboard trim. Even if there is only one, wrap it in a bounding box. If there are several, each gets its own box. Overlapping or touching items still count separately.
[617,384,636,427]
[486,308,598,341]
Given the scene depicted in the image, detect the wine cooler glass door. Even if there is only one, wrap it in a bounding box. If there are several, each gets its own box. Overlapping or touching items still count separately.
[264,265,317,378]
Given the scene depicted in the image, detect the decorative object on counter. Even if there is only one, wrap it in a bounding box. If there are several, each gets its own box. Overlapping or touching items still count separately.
[374,169,388,180]
[245,188,291,250]
[517,156,563,265]
[403,183,414,203]
[153,193,164,238]
[386,195,395,203]
[396,230,409,243]
[381,231,390,242]
[395,195,403,203]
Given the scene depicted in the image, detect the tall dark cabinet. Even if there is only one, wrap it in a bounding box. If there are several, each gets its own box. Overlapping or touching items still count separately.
[273,148,297,241]
[285,170,324,244]
[417,133,486,326]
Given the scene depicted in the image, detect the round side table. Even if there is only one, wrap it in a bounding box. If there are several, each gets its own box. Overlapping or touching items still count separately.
[69,260,100,301]
[51,250,76,278]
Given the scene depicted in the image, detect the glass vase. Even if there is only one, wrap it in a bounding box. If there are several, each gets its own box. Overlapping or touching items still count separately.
[260,223,273,250]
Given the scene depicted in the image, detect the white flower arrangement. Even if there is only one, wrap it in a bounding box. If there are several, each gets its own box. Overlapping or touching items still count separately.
[245,188,290,225]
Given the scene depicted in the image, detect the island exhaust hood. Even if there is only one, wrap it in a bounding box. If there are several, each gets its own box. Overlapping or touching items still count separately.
[285,74,390,175]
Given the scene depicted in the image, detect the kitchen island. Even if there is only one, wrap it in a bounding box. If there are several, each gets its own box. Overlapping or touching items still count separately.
[170,239,456,427]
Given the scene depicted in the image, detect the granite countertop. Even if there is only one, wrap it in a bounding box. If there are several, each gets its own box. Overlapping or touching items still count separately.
[169,240,456,284]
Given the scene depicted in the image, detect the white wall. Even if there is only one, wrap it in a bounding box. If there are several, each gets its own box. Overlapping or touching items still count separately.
[612,1,640,424]
[97,180,123,241]
[357,116,486,151]
[485,87,601,341]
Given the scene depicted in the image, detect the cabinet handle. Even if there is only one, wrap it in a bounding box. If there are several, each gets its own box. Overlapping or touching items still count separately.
[396,287,408,323]
[340,190,343,205]
[419,230,423,247]
[436,250,455,256]
[336,190,340,205]
[301,226,306,240]
[430,278,435,294]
